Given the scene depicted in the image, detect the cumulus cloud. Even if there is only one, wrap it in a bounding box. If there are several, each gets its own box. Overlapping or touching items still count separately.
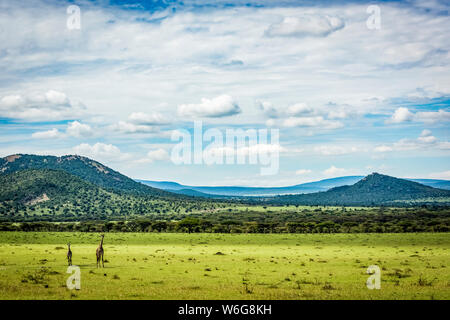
[31,128,62,139]
[177,95,241,118]
[417,129,437,143]
[265,15,345,38]
[133,148,170,164]
[286,103,315,116]
[259,101,349,131]
[31,121,92,139]
[322,165,348,177]
[66,121,93,138]
[73,142,131,162]
[112,121,160,134]
[375,130,447,152]
[388,107,414,123]
[387,107,450,124]
[147,148,170,161]
[415,109,450,124]
[256,100,279,118]
[0,90,85,121]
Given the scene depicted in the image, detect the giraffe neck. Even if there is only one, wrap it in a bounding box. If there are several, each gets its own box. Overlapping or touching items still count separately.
[99,238,103,248]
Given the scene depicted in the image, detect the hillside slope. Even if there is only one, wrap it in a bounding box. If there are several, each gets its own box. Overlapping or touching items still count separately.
[0,154,170,196]
[0,169,106,206]
[0,169,222,220]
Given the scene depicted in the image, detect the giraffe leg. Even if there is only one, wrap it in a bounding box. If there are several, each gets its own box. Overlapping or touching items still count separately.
[102,254,104,268]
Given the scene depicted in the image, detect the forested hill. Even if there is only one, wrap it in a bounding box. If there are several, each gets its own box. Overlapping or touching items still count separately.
[0,154,170,196]
[266,173,450,206]
[0,169,107,206]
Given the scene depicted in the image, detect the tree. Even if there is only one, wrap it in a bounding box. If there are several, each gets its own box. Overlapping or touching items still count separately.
[178,217,201,234]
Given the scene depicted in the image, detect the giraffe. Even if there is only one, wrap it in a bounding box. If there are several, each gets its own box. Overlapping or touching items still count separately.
[96,234,105,268]
[67,243,72,266]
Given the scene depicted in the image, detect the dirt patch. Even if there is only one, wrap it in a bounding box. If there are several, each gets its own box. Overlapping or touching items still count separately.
[26,193,50,206]
[91,161,109,174]
[5,154,21,163]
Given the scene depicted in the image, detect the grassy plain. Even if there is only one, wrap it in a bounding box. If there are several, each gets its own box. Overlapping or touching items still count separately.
[0,232,449,300]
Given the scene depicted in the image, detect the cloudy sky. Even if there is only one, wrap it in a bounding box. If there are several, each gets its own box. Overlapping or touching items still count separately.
[0,0,449,186]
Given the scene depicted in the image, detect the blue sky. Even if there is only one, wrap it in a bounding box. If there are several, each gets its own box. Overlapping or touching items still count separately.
[0,0,449,186]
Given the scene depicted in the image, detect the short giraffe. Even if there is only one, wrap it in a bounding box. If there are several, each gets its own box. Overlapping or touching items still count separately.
[67,243,72,266]
[96,234,104,268]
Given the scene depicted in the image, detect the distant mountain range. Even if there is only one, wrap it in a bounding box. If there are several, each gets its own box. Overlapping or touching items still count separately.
[138,176,450,197]
[265,173,450,206]
[0,154,449,219]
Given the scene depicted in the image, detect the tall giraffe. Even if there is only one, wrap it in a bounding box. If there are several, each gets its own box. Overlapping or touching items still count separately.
[96,234,105,268]
[67,243,72,266]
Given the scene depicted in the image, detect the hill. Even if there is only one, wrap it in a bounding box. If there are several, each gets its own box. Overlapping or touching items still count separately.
[0,154,170,197]
[138,176,364,196]
[0,169,107,208]
[0,168,225,221]
[266,173,450,206]
[138,175,450,196]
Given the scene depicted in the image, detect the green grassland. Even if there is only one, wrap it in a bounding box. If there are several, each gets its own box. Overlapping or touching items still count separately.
[0,232,449,300]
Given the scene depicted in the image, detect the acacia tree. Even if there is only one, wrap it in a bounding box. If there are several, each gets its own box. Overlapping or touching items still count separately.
[178,217,201,234]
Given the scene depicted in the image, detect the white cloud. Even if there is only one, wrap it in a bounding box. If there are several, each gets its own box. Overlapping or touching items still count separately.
[415,109,450,124]
[322,165,347,177]
[256,100,279,118]
[133,148,170,164]
[265,15,345,38]
[44,90,70,106]
[388,108,450,124]
[202,143,285,159]
[438,141,450,150]
[376,130,446,152]
[66,121,93,138]
[112,121,159,134]
[0,90,85,121]
[374,145,393,153]
[417,129,437,144]
[286,103,315,116]
[31,121,93,139]
[388,107,414,123]
[314,145,358,156]
[128,112,170,125]
[73,143,131,162]
[148,148,169,161]
[283,116,343,129]
[295,169,312,175]
[177,95,241,118]
[31,128,62,139]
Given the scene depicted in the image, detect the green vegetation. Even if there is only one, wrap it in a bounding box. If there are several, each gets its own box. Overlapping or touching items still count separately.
[0,232,448,299]
[0,207,448,233]
[0,154,170,196]
[0,168,233,221]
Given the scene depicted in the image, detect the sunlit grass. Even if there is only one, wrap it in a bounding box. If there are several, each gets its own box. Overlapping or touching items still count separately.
[0,232,448,299]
